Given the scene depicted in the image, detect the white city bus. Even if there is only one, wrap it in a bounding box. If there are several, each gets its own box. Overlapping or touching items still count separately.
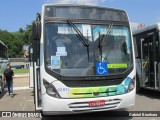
[133,23,160,92]
[31,4,136,115]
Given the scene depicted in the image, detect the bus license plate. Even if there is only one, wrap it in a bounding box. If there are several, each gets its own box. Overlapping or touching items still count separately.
[89,100,105,107]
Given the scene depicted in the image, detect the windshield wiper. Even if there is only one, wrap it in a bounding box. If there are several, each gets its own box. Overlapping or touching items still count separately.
[98,22,113,61]
[67,19,89,47]
[67,19,89,60]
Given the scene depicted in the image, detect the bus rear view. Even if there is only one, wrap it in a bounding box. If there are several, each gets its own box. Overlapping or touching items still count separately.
[32,4,136,115]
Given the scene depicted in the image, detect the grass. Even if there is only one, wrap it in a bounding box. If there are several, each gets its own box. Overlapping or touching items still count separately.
[12,68,29,74]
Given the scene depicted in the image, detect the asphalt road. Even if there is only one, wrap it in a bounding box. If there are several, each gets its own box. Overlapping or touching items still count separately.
[0,89,159,120]
[0,77,159,120]
[42,89,160,120]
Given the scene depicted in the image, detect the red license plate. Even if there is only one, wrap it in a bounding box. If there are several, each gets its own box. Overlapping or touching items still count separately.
[89,100,105,107]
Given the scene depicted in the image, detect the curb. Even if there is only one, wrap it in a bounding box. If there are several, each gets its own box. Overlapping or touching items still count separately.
[14,74,29,78]
[4,86,33,91]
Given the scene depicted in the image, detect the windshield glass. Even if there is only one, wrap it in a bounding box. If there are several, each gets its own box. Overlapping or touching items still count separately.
[93,25,132,74]
[45,23,132,76]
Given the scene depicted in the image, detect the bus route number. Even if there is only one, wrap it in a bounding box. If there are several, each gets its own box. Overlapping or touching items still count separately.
[57,88,70,92]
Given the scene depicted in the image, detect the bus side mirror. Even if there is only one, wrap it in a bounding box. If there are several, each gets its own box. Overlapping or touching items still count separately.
[133,37,138,58]
[32,13,41,40]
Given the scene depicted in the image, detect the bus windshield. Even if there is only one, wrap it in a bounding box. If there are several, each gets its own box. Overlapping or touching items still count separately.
[45,23,132,76]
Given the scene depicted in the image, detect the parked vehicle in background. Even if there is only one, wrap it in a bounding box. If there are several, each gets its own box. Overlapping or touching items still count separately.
[0,40,9,93]
[133,23,160,92]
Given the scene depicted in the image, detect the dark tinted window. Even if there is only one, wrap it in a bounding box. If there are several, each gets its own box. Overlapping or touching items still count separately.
[45,6,128,22]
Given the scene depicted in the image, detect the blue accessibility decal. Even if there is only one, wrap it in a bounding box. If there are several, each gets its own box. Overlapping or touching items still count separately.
[96,62,108,75]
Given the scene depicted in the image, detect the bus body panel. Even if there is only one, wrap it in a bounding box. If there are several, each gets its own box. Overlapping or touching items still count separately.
[40,63,136,114]
[40,65,136,98]
[42,88,135,115]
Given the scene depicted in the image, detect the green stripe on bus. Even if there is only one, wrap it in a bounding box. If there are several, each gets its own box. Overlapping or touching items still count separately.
[107,63,127,68]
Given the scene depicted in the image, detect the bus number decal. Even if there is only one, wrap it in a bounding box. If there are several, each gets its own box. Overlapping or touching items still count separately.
[57,88,70,92]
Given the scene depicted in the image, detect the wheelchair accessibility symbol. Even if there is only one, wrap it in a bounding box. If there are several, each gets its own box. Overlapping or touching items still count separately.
[96,62,108,75]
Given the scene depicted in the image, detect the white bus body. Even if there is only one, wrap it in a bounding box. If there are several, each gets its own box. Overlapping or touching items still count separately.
[31,4,136,115]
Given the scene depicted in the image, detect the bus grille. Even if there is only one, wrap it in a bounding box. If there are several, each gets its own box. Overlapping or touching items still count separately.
[61,79,123,87]
[68,99,121,112]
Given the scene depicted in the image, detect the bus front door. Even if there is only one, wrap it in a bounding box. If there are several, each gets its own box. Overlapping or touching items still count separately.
[32,38,42,111]
[33,64,42,111]
[141,35,158,89]
[29,46,34,88]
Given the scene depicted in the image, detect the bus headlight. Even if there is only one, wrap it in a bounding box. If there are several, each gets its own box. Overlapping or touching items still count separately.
[43,79,60,98]
[127,77,135,92]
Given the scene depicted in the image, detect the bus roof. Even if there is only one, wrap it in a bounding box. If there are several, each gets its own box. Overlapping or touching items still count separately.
[132,23,160,35]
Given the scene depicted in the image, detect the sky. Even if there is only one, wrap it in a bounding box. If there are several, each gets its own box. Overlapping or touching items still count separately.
[0,0,160,32]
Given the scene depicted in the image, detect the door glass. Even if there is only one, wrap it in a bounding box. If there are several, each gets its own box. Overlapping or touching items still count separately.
[36,68,42,107]
[142,37,155,87]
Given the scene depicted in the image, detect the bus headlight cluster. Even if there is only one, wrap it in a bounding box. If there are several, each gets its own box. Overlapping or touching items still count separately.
[127,77,135,92]
[43,79,60,98]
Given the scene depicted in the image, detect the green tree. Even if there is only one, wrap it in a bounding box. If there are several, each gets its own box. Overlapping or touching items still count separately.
[19,28,24,33]
[0,30,15,57]
[0,22,33,58]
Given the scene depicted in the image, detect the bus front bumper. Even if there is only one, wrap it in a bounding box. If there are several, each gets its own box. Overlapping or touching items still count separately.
[42,89,135,115]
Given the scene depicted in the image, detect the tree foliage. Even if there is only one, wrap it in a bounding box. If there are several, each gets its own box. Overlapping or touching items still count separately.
[0,23,32,58]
